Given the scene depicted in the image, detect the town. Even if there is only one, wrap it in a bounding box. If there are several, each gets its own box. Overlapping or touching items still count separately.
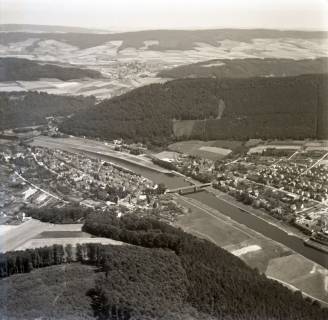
[152,143,328,247]
[0,140,188,226]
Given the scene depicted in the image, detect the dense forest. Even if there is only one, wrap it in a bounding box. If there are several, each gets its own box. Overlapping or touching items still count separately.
[0,245,206,320]
[82,212,328,320]
[26,206,93,224]
[0,212,327,319]
[0,91,95,130]
[0,57,102,81]
[158,57,328,79]
[61,74,328,145]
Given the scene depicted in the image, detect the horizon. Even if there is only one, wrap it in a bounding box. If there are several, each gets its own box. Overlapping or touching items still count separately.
[1,0,328,32]
[1,23,328,33]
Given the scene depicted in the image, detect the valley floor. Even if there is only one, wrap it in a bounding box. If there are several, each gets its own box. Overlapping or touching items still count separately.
[175,195,328,305]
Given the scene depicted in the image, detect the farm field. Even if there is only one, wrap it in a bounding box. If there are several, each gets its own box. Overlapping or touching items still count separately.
[1,35,328,99]
[168,140,242,160]
[175,195,290,271]
[0,217,124,253]
[0,76,168,100]
[266,254,328,306]
[248,140,328,154]
[0,219,88,252]
[17,237,124,250]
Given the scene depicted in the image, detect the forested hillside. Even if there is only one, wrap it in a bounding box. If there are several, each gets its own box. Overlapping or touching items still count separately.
[0,57,102,81]
[82,213,328,320]
[0,91,95,130]
[158,57,328,79]
[0,213,327,319]
[0,245,204,320]
[61,74,328,145]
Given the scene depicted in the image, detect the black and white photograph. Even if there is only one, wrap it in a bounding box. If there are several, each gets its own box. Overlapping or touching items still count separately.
[0,1,327,319]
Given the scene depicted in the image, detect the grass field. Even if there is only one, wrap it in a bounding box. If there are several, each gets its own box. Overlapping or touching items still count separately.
[17,237,124,251]
[168,140,240,160]
[266,254,328,305]
[36,231,92,239]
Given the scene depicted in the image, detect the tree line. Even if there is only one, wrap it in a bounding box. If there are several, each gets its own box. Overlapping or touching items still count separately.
[26,206,93,224]
[82,212,328,320]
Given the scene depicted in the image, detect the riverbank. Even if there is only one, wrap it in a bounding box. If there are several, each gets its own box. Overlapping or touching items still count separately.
[174,195,328,305]
[30,136,171,174]
[205,186,311,242]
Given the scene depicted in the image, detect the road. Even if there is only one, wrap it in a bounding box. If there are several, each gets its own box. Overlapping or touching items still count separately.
[300,152,328,176]
[14,171,64,202]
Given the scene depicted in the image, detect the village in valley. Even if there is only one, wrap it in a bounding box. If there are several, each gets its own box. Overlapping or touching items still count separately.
[0,136,187,231]
[1,121,328,249]
[152,140,328,248]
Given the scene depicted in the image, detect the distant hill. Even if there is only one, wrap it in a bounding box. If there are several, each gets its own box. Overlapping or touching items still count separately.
[0,91,95,130]
[0,24,107,33]
[0,28,327,50]
[61,74,328,145]
[158,57,328,79]
[0,57,103,81]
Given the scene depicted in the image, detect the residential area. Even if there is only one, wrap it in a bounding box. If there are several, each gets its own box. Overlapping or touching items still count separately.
[0,141,187,227]
[152,143,328,245]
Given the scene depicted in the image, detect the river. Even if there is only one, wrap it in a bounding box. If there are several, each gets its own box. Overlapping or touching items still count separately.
[69,150,328,269]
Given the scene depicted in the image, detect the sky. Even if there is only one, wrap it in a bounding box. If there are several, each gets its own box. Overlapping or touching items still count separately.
[1,0,328,31]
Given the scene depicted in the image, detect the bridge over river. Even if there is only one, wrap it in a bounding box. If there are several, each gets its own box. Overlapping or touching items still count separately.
[166,183,212,194]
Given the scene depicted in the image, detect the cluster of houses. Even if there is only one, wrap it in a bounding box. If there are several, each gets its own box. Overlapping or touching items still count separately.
[31,147,155,206]
[167,153,215,182]
[247,161,328,203]
[214,172,305,221]
[213,152,328,235]
[1,142,189,224]
[23,146,187,221]
[159,148,328,236]
[0,145,61,223]
[112,139,147,155]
